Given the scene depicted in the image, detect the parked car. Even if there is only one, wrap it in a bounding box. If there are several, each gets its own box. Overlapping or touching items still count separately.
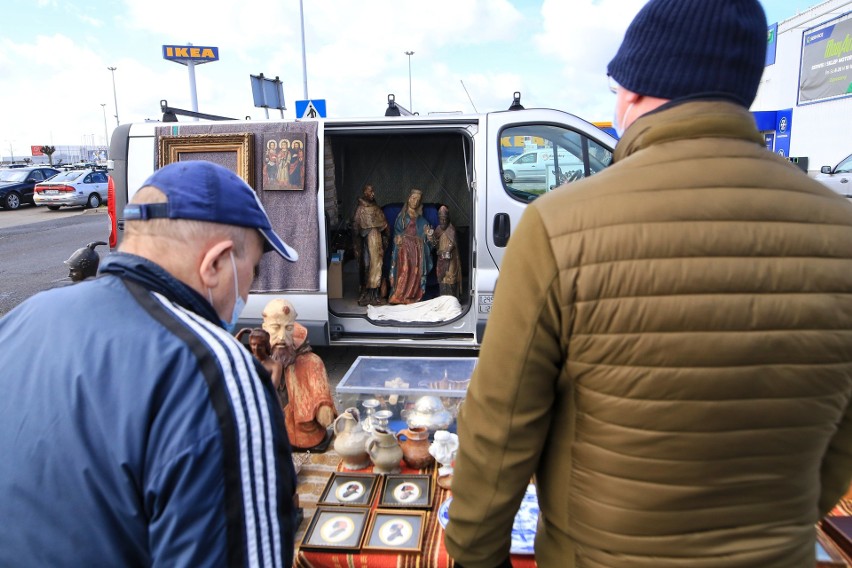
[33,168,109,210]
[0,166,61,210]
[816,153,852,197]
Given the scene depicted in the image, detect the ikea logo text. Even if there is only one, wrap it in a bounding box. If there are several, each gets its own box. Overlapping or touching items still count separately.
[162,45,219,63]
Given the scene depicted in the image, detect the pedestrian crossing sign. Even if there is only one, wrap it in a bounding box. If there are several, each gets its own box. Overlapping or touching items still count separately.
[295,99,326,119]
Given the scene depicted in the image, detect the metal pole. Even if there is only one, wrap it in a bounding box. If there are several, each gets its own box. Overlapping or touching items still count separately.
[405,51,414,112]
[100,104,109,159]
[108,66,120,126]
[188,61,199,120]
[300,0,309,99]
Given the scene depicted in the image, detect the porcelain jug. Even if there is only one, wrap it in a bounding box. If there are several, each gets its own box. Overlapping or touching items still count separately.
[366,427,403,474]
[332,407,371,470]
[398,426,435,470]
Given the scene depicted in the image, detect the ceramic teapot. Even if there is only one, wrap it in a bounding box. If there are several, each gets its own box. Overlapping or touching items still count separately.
[366,427,403,474]
[405,395,453,433]
[332,407,371,470]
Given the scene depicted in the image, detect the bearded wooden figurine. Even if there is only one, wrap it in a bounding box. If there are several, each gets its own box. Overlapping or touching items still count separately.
[262,298,337,451]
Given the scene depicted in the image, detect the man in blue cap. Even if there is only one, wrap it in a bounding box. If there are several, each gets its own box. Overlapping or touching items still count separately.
[447,1,852,567]
[0,160,300,567]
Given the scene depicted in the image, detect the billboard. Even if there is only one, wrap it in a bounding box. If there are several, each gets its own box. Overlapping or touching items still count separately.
[162,45,219,65]
[766,23,777,66]
[798,10,852,105]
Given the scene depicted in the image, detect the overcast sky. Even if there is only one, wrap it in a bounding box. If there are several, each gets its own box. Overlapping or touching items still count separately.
[1,0,816,158]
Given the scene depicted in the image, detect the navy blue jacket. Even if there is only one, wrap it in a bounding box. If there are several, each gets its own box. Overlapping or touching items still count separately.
[0,253,296,567]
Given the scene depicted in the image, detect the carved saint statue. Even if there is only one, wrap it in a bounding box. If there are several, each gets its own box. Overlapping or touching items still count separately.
[434,205,461,298]
[388,188,434,304]
[262,298,337,451]
[235,327,284,393]
[352,184,389,306]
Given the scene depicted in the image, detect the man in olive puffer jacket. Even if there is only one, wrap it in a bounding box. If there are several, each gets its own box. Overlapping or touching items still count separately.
[446,1,852,567]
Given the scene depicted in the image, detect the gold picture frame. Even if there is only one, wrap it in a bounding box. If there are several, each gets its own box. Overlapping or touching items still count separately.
[158,133,255,188]
[299,506,369,553]
[362,509,426,553]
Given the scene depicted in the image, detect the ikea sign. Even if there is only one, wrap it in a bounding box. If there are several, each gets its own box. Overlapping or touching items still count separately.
[162,45,219,64]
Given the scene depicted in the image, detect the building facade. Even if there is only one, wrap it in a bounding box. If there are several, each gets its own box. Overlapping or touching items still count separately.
[752,0,852,174]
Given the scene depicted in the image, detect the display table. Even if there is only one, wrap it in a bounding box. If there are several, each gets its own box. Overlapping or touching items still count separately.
[294,457,537,568]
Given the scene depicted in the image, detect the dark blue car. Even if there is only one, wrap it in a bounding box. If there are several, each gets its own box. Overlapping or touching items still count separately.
[0,166,60,210]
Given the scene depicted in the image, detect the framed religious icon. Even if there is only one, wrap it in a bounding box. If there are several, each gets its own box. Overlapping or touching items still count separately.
[299,507,369,552]
[158,133,254,188]
[379,474,434,509]
[317,472,380,507]
[362,509,426,553]
[261,132,306,191]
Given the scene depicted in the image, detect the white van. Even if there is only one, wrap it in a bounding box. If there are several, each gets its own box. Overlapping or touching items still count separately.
[502,148,583,184]
[107,100,615,348]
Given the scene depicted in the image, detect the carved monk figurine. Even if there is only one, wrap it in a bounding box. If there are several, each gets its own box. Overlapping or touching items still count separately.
[434,205,461,298]
[262,298,337,451]
[352,183,389,306]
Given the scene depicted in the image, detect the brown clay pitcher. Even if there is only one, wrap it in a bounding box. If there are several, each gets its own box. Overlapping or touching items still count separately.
[398,426,435,470]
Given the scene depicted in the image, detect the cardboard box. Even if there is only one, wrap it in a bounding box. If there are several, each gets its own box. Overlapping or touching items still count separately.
[328,260,343,299]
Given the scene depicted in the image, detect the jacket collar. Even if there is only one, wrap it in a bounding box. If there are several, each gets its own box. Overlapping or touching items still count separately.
[613,99,765,163]
[99,252,222,326]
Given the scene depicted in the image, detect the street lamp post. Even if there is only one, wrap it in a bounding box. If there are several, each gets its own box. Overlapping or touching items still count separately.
[108,66,120,127]
[404,51,415,112]
[100,104,109,160]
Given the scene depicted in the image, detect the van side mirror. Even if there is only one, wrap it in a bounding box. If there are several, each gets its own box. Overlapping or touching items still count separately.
[821,166,832,174]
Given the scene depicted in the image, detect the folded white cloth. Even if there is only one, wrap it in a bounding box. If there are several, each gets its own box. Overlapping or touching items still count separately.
[367,295,462,322]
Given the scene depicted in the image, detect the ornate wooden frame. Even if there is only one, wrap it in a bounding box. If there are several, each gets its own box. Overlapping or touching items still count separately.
[158,133,254,187]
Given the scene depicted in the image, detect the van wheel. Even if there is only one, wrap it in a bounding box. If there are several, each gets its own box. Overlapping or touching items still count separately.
[86,194,102,209]
[47,205,61,211]
[503,170,515,183]
[3,191,21,210]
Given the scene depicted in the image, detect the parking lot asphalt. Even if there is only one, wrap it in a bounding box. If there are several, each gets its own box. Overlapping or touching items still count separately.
[0,204,106,230]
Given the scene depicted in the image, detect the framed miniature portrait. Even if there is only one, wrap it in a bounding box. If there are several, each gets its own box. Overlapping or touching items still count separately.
[299,507,369,552]
[261,132,306,191]
[318,472,380,508]
[362,509,426,552]
[379,474,433,509]
[158,133,254,188]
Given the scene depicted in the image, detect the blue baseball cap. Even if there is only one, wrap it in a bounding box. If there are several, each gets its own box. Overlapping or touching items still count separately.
[124,160,298,261]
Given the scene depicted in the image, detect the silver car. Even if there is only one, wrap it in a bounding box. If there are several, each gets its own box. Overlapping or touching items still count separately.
[33,168,109,210]
[816,153,852,197]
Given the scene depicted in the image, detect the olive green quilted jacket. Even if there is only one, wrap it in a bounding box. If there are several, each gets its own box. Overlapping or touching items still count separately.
[446,100,852,568]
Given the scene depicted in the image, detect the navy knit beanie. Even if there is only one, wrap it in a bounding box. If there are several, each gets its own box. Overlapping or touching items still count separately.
[607,0,767,107]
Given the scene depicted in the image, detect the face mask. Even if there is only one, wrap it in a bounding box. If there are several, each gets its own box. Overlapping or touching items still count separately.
[208,251,246,333]
[614,102,634,138]
[224,251,246,333]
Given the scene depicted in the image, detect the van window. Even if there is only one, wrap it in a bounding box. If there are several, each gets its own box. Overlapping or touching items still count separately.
[499,125,613,202]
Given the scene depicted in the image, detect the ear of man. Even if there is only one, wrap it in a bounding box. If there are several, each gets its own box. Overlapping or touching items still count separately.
[198,239,235,291]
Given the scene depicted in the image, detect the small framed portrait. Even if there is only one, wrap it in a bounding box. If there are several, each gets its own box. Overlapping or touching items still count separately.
[379,474,433,509]
[363,509,426,552]
[318,472,380,507]
[299,507,369,552]
[262,132,306,191]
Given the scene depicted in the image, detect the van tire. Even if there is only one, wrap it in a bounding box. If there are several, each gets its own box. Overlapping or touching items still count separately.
[503,170,515,183]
